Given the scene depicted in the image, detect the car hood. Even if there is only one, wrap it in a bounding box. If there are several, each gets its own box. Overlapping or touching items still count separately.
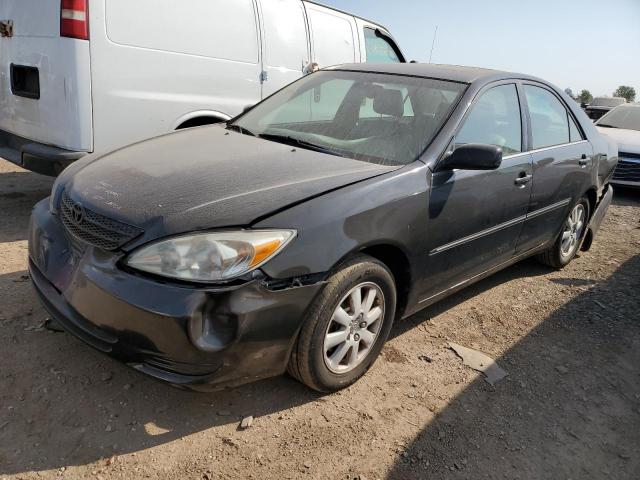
[596,127,640,154]
[66,126,398,243]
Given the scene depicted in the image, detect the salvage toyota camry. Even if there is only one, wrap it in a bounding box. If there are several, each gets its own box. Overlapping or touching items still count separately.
[29,64,617,392]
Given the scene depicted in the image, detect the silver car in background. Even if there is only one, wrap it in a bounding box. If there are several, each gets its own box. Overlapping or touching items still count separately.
[596,104,640,187]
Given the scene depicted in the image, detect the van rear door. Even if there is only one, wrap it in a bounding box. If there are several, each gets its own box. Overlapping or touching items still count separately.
[258,0,310,98]
[303,2,359,69]
[0,0,93,157]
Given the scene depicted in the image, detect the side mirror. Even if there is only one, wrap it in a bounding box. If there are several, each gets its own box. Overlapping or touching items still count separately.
[439,144,503,171]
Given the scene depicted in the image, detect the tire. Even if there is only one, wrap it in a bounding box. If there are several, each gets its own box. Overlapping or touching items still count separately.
[288,255,397,392]
[536,196,590,269]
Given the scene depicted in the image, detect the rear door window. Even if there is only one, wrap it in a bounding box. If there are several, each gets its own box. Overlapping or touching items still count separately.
[568,114,583,142]
[456,84,523,155]
[524,85,571,149]
[363,28,401,63]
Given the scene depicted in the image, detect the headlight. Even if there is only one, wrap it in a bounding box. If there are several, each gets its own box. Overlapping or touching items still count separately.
[126,230,296,282]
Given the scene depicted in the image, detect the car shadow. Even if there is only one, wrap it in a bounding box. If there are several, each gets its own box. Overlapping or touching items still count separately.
[0,257,554,476]
[612,186,639,207]
[0,268,323,474]
[385,255,640,479]
[0,168,53,244]
[390,257,551,340]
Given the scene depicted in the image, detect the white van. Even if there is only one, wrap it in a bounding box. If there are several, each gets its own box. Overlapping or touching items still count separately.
[0,0,404,175]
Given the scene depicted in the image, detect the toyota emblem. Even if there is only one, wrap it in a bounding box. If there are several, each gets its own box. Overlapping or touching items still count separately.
[71,203,85,225]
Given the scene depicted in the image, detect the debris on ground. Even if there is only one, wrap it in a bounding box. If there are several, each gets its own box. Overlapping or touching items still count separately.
[43,318,65,333]
[448,342,508,385]
[240,416,254,429]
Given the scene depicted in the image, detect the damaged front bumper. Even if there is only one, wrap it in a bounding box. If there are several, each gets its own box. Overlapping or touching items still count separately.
[28,199,325,390]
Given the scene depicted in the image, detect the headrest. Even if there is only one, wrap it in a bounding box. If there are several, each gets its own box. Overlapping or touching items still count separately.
[373,89,404,117]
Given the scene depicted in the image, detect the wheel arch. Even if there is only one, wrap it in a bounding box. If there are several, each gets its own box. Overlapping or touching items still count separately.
[356,243,412,318]
[173,110,231,130]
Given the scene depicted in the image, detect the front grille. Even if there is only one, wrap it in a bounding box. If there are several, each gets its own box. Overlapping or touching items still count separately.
[613,157,640,183]
[60,191,143,251]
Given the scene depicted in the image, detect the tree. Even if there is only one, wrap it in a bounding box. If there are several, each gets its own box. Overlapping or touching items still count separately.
[564,88,574,98]
[578,89,593,105]
[613,85,636,103]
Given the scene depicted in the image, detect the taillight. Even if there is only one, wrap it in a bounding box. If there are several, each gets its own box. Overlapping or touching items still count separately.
[60,0,89,40]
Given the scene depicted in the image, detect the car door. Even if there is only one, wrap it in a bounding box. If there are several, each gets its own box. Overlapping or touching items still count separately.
[515,83,593,253]
[420,82,533,302]
[258,0,311,98]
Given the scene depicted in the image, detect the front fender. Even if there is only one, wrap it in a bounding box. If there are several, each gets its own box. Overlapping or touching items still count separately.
[253,162,429,282]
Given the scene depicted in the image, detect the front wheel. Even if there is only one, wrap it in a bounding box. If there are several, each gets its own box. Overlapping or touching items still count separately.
[536,197,590,269]
[288,255,396,392]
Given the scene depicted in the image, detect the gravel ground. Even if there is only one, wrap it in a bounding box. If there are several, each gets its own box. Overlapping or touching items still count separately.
[0,158,638,480]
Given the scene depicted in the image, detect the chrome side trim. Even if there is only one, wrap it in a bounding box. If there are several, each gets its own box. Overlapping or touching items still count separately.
[524,197,572,220]
[419,243,546,304]
[430,214,527,255]
[429,198,571,255]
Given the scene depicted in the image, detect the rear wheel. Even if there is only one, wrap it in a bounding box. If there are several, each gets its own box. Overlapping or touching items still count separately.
[288,255,396,392]
[536,197,589,269]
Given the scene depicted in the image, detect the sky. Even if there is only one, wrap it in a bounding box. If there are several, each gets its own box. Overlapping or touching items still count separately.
[321,0,640,98]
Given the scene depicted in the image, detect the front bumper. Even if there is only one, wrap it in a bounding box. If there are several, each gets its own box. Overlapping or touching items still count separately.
[0,129,87,176]
[28,199,324,390]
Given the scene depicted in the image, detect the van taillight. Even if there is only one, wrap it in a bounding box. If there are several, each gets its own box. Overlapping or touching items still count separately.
[60,0,89,40]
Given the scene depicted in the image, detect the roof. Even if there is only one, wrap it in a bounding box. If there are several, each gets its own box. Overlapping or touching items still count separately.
[328,62,536,85]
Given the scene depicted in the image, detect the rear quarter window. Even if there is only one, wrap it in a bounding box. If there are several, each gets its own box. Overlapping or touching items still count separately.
[105,0,259,63]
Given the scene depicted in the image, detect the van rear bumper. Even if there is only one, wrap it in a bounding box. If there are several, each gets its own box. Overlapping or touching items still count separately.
[0,129,87,176]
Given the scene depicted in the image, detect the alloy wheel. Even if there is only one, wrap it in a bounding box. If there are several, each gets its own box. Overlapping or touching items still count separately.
[560,203,586,258]
[323,282,385,374]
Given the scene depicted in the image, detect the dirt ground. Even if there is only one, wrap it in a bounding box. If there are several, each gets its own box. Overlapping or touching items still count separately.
[0,158,638,480]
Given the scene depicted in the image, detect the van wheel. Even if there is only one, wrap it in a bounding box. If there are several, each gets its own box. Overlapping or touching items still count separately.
[536,197,590,269]
[288,255,396,392]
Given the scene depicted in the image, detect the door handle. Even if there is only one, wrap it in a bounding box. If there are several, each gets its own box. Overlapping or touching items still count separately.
[515,174,532,186]
[579,154,589,166]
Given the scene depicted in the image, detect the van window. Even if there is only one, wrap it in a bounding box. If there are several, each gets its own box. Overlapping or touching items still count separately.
[261,0,308,71]
[524,85,571,149]
[364,28,400,63]
[307,8,356,67]
[456,84,522,155]
[105,0,259,63]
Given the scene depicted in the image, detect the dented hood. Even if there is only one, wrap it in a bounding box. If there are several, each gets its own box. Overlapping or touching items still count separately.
[67,126,397,243]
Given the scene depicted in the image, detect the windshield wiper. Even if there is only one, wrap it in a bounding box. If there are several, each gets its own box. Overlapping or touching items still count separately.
[226,124,256,136]
[257,133,345,157]
[597,124,617,128]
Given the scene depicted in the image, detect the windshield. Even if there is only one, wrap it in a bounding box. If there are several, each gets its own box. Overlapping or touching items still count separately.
[591,97,626,108]
[232,71,466,166]
[597,106,640,131]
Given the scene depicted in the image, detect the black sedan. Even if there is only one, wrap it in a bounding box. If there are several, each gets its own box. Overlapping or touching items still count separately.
[29,64,617,392]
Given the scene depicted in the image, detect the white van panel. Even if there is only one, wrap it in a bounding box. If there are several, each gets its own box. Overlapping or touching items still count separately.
[0,33,93,151]
[106,0,259,64]
[305,3,358,68]
[0,0,60,38]
[91,0,262,152]
[259,0,310,97]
